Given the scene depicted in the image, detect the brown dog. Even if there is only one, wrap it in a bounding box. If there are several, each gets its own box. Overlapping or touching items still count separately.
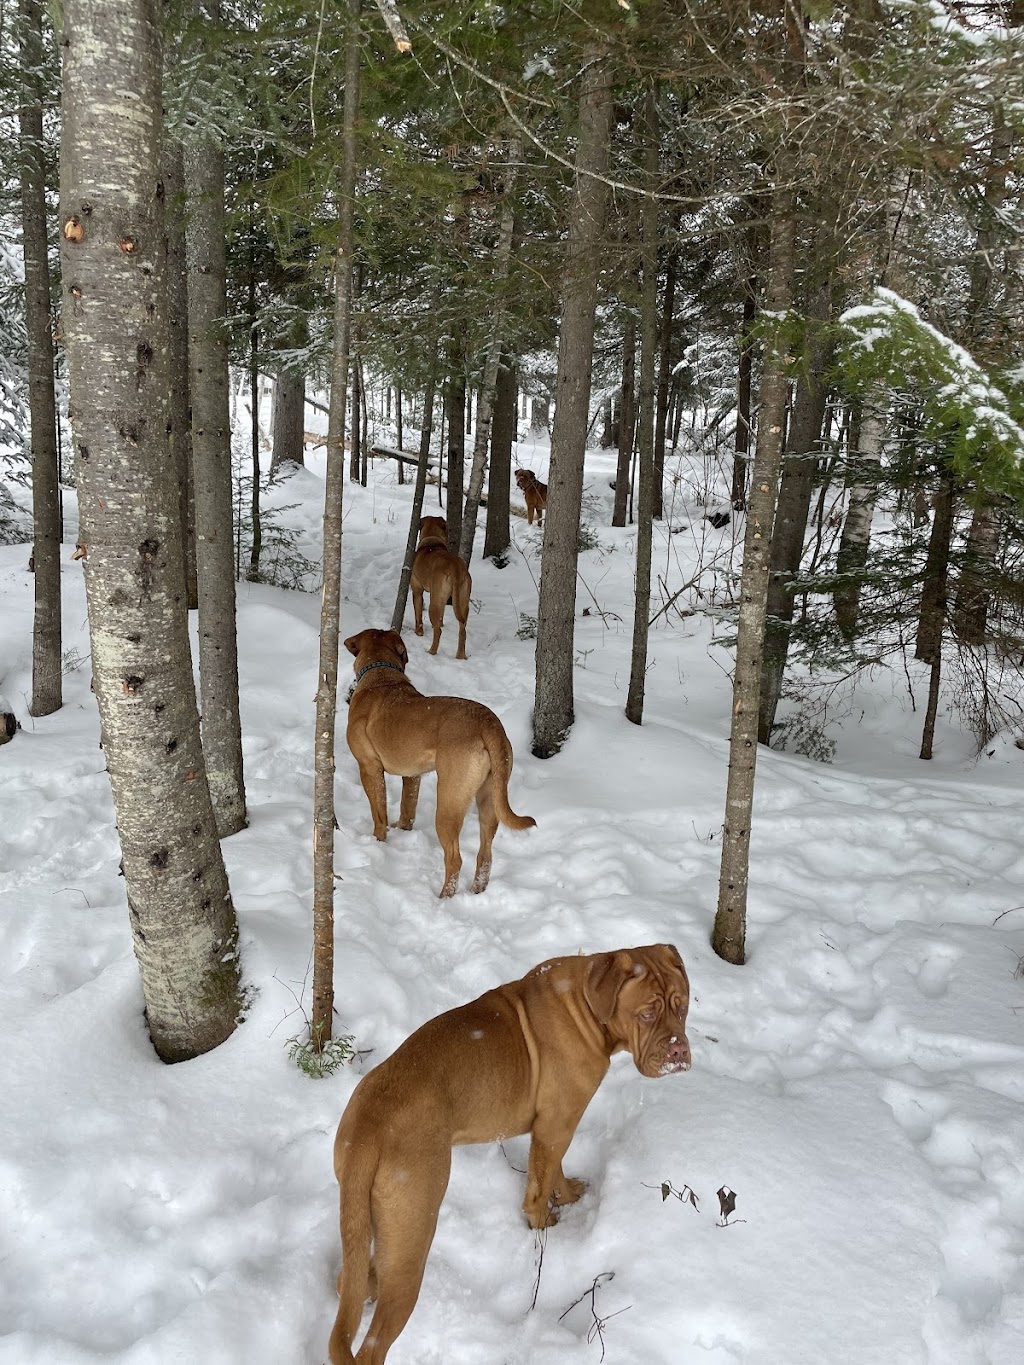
[344,628,535,897]
[328,943,691,1365]
[410,515,471,659]
[515,468,548,525]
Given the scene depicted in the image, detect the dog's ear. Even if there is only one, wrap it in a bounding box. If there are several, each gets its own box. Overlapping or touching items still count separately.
[585,950,640,1024]
[391,633,409,667]
[343,633,363,657]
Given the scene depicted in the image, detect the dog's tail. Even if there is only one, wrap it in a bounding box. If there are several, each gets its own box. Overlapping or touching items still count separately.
[328,1138,378,1365]
[484,725,537,831]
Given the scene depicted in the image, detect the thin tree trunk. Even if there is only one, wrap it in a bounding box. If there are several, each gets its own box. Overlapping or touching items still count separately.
[731,260,757,511]
[352,351,364,486]
[713,186,797,966]
[953,500,1001,645]
[916,471,956,667]
[612,319,636,527]
[758,302,832,744]
[834,401,885,640]
[313,0,361,1050]
[460,144,518,564]
[60,0,243,1062]
[653,245,678,521]
[19,0,62,717]
[271,368,305,473]
[532,41,613,758]
[444,355,466,552]
[163,139,197,609]
[918,472,955,758]
[247,285,261,582]
[393,347,439,630]
[484,359,516,562]
[395,383,404,483]
[625,85,659,726]
[184,6,246,838]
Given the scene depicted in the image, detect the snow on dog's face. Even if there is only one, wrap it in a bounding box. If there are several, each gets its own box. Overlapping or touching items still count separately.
[586,944,691,1079]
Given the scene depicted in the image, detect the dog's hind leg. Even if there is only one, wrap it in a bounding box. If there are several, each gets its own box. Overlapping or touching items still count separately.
[396,776,420,830]
[427,594,445,655]
[354,1154,450,1364]
[471,777,498,894]
[434,764,479,897]
[354,760,389,841]
[453,575,470,660]
[411,580,425,637]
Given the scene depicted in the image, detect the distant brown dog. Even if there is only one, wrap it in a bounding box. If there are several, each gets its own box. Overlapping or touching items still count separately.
[515,468,547,525]
[410,515,471,659]
[328,942,691,1365]
[343,628,535,897]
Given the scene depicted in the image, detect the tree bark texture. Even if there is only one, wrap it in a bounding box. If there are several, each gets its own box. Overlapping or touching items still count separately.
[60,0,243,1062]
[731,255,758,511]
[271,367,306,473]
[953,498,1001,645]
[460,147,518,564]
[916,471,956,667]
[19,0,62,717]
[625,85,659,726]
[918,473,956,758]
[532,43,614,758]
[484,359,515,561]
[162,138,197,609]
[313,0,361,1047]
[713,188,797,967]
[653,245,678,520]
[393,360,439,633]
[758,312,832,743]
[184,77,247,837]
[834,402,885,641]
[444,357,466,553]
[612,319,635,528]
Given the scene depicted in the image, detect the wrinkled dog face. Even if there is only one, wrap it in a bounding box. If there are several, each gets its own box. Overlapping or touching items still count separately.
[611,945,691,1079]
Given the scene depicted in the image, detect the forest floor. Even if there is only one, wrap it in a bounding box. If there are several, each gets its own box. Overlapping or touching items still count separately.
[1,432,1023,1364]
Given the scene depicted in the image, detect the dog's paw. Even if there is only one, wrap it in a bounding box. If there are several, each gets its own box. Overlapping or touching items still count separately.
[552,1177,587,1207]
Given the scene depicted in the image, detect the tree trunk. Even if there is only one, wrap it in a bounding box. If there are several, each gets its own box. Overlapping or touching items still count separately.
[916,471,956,667]
[19,0,62,718]
[918,472,955,758]
[393,348,439,630]
[184,10,246,839]
[731,261,757,511]
[313,0,361,1050]
[532,41,613,759]
[444,355,466,552]
[247,281,261,582]
[653,245,678,521]
[271,367,305,473]
[352,351,364,486]
[611,319,635,527]
[625,85,659,726]
[395,383,404,483]
[953,499,1001,645]
[484,359,515,562]
[162,138,197,609]
[460,144,518,564]
[834,401,885,640]
[713,186,797,967]
[758,306,832,744]
[60,0,243,1062]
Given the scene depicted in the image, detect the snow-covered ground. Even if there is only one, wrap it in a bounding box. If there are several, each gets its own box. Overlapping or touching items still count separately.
[1,434,1023,1365]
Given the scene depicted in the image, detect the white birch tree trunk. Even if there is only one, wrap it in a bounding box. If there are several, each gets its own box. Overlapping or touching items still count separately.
[60,0,243,1062]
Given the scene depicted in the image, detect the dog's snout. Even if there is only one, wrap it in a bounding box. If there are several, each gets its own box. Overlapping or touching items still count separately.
[665,1033,691,1070]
